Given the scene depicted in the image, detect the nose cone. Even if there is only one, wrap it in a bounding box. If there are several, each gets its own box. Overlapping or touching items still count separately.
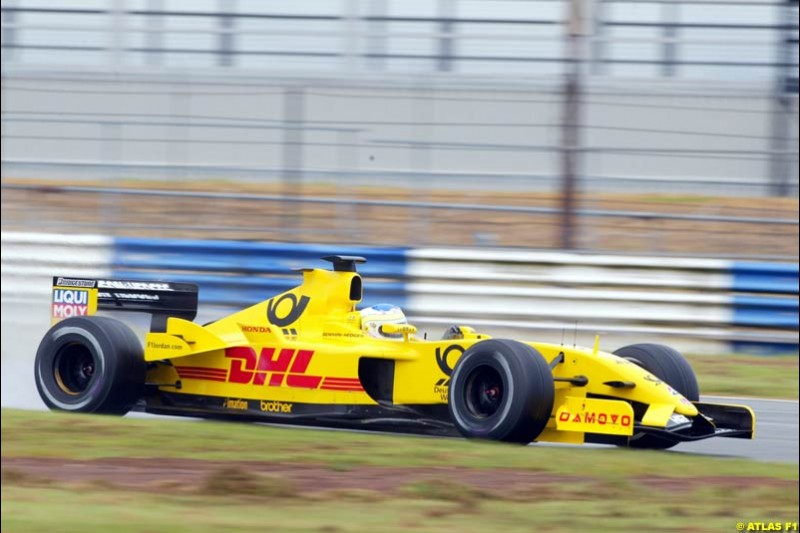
[664,385,699,417]
[642,378,699,416]
[612,357,699,417]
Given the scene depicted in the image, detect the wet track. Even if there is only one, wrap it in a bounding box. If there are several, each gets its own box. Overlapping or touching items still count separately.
[2,300,797,463]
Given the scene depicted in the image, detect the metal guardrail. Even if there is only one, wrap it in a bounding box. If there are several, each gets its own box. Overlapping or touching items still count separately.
[3,231,796,352]
[0,232,113,297]
[112,237,410,308]
[0,231,409,307]
[405,247,799,352]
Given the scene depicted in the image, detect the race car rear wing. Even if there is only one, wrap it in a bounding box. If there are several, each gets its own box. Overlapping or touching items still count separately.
[51,276,198,332]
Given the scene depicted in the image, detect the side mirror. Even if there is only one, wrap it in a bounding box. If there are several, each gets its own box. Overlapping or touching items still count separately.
[380,323,417,340]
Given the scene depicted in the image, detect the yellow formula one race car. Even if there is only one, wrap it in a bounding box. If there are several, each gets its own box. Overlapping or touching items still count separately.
[35,256,755,449]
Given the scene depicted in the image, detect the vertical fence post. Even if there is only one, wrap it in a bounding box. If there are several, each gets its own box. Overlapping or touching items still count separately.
[109,0,126,68]
[768,0,797,197]
[336,129,360,240]
[169,79,190,181]
[590,0,605,75]
[366,0,387,70]
[1,1,14,160]
[661,1,679,77]
[1,76,7,171]
[2,0,17,63]
[282,87,306,228]
[100,120,122,230]
[145,0,164,67]
[410,83,434,246]
[342,0,360,71]
[437,0,456,72]
[217,0,236,67]
[560,0,586,250]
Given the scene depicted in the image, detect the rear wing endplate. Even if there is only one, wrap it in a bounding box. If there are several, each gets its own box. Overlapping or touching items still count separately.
[51,276,198,332]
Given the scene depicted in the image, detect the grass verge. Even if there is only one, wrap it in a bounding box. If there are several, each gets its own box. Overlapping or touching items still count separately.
[1,408,798,533]
[0,409,794,477]
[3,483,797,533]
[687,354,799,400]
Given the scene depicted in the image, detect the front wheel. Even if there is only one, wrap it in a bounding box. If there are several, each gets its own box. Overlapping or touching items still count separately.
[613,343,699,449]
[448,339,554,444]
[34,316,145,415]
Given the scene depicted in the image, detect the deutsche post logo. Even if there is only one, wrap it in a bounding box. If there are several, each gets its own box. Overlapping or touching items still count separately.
[266,294,310,327]
[435,344,464,376]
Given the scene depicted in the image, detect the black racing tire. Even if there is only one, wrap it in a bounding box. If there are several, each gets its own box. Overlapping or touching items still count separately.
[34,316,146,415]
[448,339,554,444]
[613,343,700,450]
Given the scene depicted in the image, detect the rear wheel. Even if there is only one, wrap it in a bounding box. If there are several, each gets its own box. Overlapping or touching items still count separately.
[448,339,554,444]
[34,316,145,415]
[613,343,699,449]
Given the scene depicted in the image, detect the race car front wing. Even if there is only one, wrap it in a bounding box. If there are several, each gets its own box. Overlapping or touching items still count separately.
[631,401,755,444]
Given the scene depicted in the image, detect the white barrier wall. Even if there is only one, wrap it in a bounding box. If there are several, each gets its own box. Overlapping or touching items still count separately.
[404,248,789,351]
[1,233,796,353]
[0,232,112,299]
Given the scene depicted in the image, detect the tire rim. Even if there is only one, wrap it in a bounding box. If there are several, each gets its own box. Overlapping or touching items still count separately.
[464,364,504,418]
[53,343,96,395]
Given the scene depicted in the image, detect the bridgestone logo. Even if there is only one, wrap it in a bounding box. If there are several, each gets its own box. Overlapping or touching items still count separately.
[98,280,173,291]
[56,278,96,288]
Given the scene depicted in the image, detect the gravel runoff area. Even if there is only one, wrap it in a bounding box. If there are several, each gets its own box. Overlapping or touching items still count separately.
[1,179,797,257]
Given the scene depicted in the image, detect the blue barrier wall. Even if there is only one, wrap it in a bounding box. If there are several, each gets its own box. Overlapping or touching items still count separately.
[730,262,799,353]
[112,237,409,307]
[731,262,799,294]
[101,235,798,353]
[731,295,799,329]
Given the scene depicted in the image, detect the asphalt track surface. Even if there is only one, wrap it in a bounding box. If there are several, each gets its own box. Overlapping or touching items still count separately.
[2,300,797,463]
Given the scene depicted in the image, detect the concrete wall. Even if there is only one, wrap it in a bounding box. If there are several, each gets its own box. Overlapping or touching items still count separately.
[2,72,797,196]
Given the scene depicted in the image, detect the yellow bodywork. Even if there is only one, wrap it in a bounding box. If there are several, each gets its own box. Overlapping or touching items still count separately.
[141,266,746,444]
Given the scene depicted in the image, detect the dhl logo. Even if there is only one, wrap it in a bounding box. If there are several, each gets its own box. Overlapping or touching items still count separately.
[227,346,321,388]
[174,347,364,392]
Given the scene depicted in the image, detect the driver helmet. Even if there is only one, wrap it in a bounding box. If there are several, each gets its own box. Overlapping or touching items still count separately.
[360,303,407,340]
